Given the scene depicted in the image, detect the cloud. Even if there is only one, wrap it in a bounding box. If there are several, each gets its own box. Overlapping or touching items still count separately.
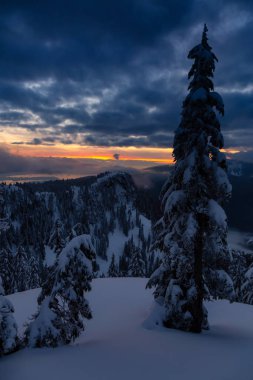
[0,0,252,154]
[0,146,28,174]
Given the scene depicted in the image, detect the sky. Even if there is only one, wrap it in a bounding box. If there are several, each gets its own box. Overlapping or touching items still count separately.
[0,0,253,179]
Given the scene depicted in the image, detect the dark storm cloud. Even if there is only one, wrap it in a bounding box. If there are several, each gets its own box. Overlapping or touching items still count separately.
[26,137,55,146]
[84,131,174,148]
[0,0,253,156]
[0,0,191,81]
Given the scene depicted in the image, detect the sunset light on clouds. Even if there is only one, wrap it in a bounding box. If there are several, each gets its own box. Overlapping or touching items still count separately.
[1,1,253,180]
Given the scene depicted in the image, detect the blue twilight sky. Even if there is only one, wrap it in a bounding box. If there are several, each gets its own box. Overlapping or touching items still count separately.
[0,0,253,178]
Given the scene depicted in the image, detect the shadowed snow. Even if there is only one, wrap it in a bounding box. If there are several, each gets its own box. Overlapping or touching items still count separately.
[1,278,253,380]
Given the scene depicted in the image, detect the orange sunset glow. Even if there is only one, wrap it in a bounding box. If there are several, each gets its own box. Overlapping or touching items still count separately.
[5,142,244,167]
[7,141,174,164]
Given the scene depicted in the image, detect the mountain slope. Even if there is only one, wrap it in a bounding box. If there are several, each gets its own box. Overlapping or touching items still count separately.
[0,172,153,293]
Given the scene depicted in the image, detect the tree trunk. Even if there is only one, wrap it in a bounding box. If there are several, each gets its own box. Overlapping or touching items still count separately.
[192,213,205,333]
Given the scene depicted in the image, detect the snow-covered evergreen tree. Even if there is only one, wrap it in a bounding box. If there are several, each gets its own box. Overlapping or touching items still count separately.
[129,247,146,277]
[108,254,118,277]
[25,235,96,347]
[147,251,161,277]
[0,248,14,295]
[0,190,15,294]
[242,263,253,305]
[229,249,247,302]
[0,190,18,355]
[27,252,41,290]
[0,277,18,355]
[67,223,86,242]
[119,254,129,276]
[48,219,66,255]
[0,188,9,232]
[15,246,29,292]
[147,25,234,332]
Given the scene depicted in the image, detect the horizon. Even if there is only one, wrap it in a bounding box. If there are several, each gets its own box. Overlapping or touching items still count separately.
[0,156,247,185]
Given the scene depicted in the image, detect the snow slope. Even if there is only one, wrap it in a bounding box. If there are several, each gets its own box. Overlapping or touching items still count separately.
[96,211,151,275]
[1,278,253,380]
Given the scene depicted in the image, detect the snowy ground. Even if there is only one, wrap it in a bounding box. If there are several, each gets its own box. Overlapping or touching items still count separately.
[1,278,253,380]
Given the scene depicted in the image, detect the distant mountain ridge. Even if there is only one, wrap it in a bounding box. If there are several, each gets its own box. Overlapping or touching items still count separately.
[144,159,253,178]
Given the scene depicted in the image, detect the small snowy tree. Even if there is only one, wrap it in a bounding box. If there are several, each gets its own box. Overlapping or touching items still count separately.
[25,235,96,347]
[0,187,9,232]
[129,247,146,277]
[67,223,86,243]
[0,248,15,294]
[147,25,234,332]
[242,264,253,305]
[108,254,118,277]
[0,277,18,355]
[27,253,40,290]
[0,192,18,354]
[15,246,29,292]
[119,254,129,276]
[229,249,247,302]
[0,189,15,294]
[48,219,66,255]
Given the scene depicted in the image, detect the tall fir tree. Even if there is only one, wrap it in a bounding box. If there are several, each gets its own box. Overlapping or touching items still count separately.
[147,25,234,332]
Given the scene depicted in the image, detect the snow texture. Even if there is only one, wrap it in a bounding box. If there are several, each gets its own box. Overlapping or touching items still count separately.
[208,199,227,229]
[1,278,253,380]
